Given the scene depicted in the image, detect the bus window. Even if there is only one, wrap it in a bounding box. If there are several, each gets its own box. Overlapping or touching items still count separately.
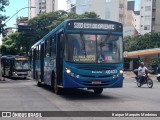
[51,36,56,57]
[60,33,65,58]
[15,60,30,70]
[45,39,51,57]
[97,35,123,63]
[67,34,96,63]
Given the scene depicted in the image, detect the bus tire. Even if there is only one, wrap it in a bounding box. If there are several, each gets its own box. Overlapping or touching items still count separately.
[51,72,62,95]
[93,88,103,94]
[53,73,63,95]
[36,71,41,87]
[9,72,11,78]
[37,81,42,87]
[54,79,62,95]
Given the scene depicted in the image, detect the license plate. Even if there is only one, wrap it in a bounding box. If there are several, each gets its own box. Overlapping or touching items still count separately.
[92,81,102,84]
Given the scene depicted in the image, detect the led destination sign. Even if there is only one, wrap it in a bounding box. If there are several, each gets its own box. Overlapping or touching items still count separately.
[66,20,122,31]
[15,58,28,60]
[73,22,115,30]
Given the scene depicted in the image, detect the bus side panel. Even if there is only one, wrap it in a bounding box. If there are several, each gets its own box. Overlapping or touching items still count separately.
[35,60,40,80]
[43,57,52,85]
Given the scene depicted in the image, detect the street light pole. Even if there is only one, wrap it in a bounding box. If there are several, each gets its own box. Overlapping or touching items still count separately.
[4,6,36,25]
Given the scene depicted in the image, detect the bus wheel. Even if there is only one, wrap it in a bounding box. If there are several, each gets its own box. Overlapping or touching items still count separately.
[93,88,103,94]
[9,72,12,78]
[37,80,42,87]
[54,79,62,95]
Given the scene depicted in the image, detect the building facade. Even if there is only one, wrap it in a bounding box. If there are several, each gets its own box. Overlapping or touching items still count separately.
[139,0,160,35]
[5,28,16,36]
[67,0,128,23]
[28,0,58,19]
[139,0,153,35]
[152,0,160,33]
[16,17,28,25]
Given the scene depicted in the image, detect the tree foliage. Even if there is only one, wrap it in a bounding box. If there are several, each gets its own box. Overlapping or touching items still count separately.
[1,32,23,55]
[150,58,160,65]
[0,0,9,12]
[0,0,9,34]
[27,10,99,43]
[124,33,160,52]
[1,10,99,55]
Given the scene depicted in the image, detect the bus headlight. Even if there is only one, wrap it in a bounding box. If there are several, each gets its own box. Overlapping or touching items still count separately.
[120,70,124,74]
[66,69,71,74]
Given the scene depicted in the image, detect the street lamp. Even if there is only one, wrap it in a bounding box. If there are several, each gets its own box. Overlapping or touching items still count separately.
[0,7,36,37]
[4,6,36,25]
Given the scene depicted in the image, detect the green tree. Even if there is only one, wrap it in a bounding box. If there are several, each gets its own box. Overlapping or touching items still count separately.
[1,32,22,55]
[124,32,160,52]
[1,10,99,55]
[0,0,9,35]
[28,11,99,42]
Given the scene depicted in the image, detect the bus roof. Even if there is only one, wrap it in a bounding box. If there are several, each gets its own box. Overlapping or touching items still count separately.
[31,18,123,49]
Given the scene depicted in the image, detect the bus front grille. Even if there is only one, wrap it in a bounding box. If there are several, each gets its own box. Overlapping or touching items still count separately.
[81,74,112,78]
[75,66,116,71]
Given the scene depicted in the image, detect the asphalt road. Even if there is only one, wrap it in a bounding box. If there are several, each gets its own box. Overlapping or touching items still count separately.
[0,76,160,120]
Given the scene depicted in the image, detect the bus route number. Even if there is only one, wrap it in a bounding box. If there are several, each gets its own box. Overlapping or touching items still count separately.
[74,22,83,29]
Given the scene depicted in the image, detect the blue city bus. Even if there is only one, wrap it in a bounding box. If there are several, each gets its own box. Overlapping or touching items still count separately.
[1,55,30,79]
[31,18,124,94]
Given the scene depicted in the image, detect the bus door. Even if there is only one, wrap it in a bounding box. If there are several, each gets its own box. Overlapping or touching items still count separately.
[56,31,64,85]
[40,43,44,82]
[10,60,14,77]
[32,49,36,79]
[1,58,5,76]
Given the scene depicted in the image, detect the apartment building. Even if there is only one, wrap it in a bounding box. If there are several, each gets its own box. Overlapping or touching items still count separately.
[139,0,152,35]
[139,0,160,35]
[67,0,106,19]
[67,0,128,23]
[152,0,160,32]
[16,17,28,25]
[28,0,58,19]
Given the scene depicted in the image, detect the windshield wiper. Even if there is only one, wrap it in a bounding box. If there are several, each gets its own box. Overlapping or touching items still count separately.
[80,32,87,57]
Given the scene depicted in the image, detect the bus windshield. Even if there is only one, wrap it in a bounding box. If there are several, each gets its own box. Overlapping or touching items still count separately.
[15,60,30,70]
[67,34,123,63]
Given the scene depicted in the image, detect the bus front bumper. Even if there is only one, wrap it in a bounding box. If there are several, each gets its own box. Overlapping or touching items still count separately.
[63,73,124,88]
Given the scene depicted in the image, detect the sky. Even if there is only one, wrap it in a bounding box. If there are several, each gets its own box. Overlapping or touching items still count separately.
[3,0,140,28]
[4,0,28,27]
[3,0,67,28]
